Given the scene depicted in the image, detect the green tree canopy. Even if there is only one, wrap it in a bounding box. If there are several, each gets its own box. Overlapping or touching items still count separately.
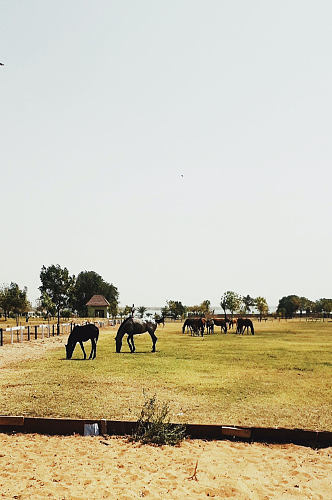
[123,305,133,317]
[0,282,29,321]
[200,299,212,316]
[137,306,147,318]
[242,295,255,314]
[314,298,332,316]
[71,270,119,317]
[39,264,75,327]
[220,291,242,319]
[161,305,170,318]
[277,295,300,318]
[255,296,269,320]
[166,300,187,319]
[40,291,57,318]
[298,296,310,315]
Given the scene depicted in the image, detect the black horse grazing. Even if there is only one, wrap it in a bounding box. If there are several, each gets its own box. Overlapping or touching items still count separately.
[237,318,254,335]
[65,324,99,359]
[115,317,157,353]
[206,319,215,334]
[211,318,228,333]
[182,318,205,336]
[155,315,165,327]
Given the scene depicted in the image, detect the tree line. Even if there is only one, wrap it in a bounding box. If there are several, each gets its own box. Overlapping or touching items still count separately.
[0,264,118,325]
[276,295,332,318]
[1,266,331,324]
[143,292,332,321]
[152,293,269,321]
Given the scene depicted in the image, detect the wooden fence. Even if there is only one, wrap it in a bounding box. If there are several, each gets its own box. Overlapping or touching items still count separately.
[0,319,115,347]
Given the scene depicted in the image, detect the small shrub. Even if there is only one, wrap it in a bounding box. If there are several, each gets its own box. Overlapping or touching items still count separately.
[130,394,186,446]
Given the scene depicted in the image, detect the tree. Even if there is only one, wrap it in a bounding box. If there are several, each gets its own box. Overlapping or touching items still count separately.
[298,297,310,317]
[220,291,242,320]
[161,305,170,318]
[40,291,57,319]
[187,300,212,317]
[123,305,133,317]
[39,264,75,331]
[277,295,300,318]
[187,305,200,316]
[138,306,147,318]
[71,271,119,317]
[242,295,255,315]
[305,300,315,315]
[199,299,212,316]
[255,297,269,321]
[314,298,332,319]
[166,300,187,320]
[0,283,29,323]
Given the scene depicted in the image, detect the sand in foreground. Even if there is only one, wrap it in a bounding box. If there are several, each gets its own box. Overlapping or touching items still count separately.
[0,434,331,499]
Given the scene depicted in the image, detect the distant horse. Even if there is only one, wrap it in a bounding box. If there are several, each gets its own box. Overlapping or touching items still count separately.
[228,318,236,329]
[206,319,214,334]
[211,318,228,333]
[65,324,99,360]
[182,318,192,334]
[155,315,165,327]
[115,317,157,353]
[237,318,254,335]
[182,318,205,336]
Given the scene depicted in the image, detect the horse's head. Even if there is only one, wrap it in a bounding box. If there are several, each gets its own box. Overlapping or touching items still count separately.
[115,334,122,353]
[65,342,74,359]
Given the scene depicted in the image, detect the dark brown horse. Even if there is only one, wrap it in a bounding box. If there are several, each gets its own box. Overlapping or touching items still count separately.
[182,318,205,336]
[155,315,165,327]
[237,318,254,335]
[65,324,99,360]
[211,318,228,333]
[206,319,215,334]
[115,317,157,353]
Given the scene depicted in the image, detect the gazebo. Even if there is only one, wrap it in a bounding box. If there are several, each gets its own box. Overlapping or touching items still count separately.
[86,295,110,318]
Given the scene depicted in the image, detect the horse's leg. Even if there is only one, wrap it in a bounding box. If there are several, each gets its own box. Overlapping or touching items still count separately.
[79,341,87,359]
[89,339,96,359]
[150,331,157,352]
[127,335,134,353]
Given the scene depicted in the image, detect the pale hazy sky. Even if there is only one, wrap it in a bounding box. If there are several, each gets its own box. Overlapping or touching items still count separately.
[1,0,331,309]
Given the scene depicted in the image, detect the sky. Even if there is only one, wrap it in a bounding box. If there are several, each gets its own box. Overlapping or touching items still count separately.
[1,0,331,310]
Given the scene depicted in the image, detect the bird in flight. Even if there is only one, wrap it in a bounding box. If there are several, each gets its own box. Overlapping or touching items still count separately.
[0,63,4,66]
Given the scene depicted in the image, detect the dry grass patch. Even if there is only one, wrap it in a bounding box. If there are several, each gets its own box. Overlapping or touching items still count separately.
[0,319,331,430]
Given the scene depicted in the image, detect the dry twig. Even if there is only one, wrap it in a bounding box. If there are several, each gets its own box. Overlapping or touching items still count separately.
[187,460,198,481]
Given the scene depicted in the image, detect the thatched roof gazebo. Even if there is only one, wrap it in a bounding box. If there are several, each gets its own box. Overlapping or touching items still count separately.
[86,295,110,318]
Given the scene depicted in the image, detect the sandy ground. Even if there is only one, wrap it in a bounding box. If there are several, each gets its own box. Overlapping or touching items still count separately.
[0,336,67,369]
[1,336,331,499]
[0,434,331,499]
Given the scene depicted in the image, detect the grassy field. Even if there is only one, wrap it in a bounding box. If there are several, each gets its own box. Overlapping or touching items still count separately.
[0,319,331,430]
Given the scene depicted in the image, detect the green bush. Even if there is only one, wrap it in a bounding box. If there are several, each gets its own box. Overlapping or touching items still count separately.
[131,394,186,446]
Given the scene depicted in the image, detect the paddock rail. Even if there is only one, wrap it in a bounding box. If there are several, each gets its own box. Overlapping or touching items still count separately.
[0,416,331,448]
[0,319,114,347]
